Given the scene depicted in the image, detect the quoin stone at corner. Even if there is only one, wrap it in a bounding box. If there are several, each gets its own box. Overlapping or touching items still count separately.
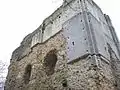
[5,0,120,90]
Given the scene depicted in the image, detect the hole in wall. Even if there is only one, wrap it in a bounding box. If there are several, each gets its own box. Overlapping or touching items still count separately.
[42,23,45,31]
[72,42,75,46]
[62,79,67,87]
[43,49,58,76]
[62,83,67,87]
[24,64,32,84]
[88,56,91,59]
[59,16,61,18]
[50,21,53,24]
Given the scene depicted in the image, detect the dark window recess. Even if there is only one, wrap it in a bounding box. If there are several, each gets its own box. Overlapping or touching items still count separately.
[24,64,32,84]
[43,49,57,76]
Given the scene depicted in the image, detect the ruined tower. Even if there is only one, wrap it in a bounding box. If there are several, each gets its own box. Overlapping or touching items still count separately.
[5,0,120,90]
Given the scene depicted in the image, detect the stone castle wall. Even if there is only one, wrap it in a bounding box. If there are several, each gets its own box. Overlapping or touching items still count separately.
[5,0,120,90]
[5,31,117,90]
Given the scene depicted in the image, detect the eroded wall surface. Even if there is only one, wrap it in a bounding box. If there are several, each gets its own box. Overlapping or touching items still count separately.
[5,0,120,90]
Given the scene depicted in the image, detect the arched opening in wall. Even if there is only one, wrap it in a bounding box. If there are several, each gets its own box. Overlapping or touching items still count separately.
[43,49,57,76]
[24,64,32,84]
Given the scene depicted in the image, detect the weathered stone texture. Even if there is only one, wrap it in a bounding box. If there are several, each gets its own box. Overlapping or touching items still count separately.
[5,32,119,90]
[5,0,120,90]
[5,32,67,90]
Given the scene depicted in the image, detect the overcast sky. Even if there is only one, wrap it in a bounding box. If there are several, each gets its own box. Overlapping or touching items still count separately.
[0,0,120,73]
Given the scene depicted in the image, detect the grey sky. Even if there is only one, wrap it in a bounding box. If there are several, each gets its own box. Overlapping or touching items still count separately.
[0,0,119,69]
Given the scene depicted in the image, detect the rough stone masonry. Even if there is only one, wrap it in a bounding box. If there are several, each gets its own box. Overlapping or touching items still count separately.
[5,0,120,90]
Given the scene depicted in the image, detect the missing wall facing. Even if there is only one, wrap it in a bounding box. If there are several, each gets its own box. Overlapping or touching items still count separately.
[5,0,120,90]
[43,49,58,76]
[24,64,32,84]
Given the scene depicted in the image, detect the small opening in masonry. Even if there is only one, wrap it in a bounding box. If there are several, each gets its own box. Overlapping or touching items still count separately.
[62,81,67,87]
[24,64,32,84]
[72,42,75,45]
